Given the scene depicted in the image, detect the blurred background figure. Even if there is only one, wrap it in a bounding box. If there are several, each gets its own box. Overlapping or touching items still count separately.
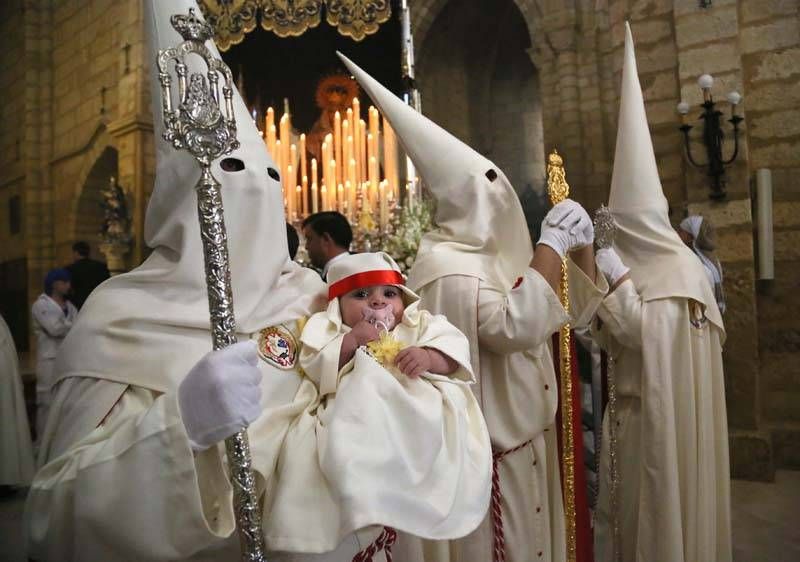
[65,241,110,310]
[679,215,726,314]
[31,268,77,443]
[301,211,352,279]
[286,222,300,261]
[0,313,34,496]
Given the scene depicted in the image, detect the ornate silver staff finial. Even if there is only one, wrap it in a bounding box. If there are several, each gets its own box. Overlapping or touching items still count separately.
[593,204,618,250]
[592,202,621,562]
[156,9,265,562]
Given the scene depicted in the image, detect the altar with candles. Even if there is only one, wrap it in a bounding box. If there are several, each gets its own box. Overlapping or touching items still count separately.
[198,0,430,263]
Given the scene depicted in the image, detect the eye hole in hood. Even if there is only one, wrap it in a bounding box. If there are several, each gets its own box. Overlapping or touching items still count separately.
[220,157,245,172]
[267,167,281,181]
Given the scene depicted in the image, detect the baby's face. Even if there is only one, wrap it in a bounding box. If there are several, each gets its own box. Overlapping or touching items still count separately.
[339,285,405,329]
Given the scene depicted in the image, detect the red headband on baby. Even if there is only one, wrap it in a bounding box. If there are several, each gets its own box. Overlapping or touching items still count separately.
[328,270,405,301]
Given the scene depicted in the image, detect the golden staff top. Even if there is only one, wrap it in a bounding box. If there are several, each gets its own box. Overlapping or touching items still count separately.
[546,149,577,562]
[156,9,266,561]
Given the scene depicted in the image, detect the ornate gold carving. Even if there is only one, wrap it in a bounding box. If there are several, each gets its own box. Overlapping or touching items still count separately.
[326,0,392,42]
[197,1,259,51]
[197,1,390,49]
[261,0,323,38]
[547,148,577,562]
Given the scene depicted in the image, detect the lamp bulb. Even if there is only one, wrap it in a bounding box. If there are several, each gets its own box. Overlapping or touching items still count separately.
[698,74,714,89]
[726,91,742,105]
[677,101,690,115]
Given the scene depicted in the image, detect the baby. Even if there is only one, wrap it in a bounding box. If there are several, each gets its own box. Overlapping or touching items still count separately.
[269,251,491,558]
[335,274,459,378]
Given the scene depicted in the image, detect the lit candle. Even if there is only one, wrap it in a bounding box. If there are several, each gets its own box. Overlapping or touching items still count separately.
[296,185,302,219]
[300,134,307,184]
[383,118,398,200]
[321,141,330,196]
[290,144,298,178]
[347,137,356,186]
[367,132,374,176]
[342,119,350,178]
[348,158,357,198]
[337,183,344,213]
[359,120,367,190]
[379,180,388,229]
[287,164,294,219]
[267,124,277,160]
[320,184,328,211]
[275,138,284,193]
[345,180,354,222]
[352,98,361,181]
[301,175,308,216]
[369,156,378,210]
[334,111,342,186]
[329,158,337,210]
[369,107,379,161]
[311,178,319,214]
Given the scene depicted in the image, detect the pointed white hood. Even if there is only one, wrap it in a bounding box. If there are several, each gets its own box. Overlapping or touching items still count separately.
[55,0,324,393]
[609,23,722,328]
[337,52,531,293]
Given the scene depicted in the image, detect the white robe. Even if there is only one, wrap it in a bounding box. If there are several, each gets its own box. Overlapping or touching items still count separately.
[25,306,491,562]
[0,314,34,486]
[31,293,77,440]
[592,280,731,562]
[396,260,606,562]
[25,319,395,562]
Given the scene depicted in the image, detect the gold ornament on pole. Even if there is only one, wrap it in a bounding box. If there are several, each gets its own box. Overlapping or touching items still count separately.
[546,148,577,562]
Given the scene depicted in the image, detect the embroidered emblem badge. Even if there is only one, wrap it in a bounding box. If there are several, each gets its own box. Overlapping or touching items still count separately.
[257,325,297,369]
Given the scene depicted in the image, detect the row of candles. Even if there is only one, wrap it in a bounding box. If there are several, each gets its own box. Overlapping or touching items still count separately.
[263,97,415,228]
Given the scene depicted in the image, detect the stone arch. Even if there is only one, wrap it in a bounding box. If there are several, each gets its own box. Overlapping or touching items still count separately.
[411,0,546,61]
[415,0,546,192]
[70,142,119,262]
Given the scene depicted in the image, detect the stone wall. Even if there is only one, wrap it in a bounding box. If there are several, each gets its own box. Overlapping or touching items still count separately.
[0,0,153,353]
[412,0,800,479]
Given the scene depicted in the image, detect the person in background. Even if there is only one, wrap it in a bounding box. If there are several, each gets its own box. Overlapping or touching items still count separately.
[302,211,352,279]
[0,312,35,495]
[66,241,110,309]
[678,215,726,314]
[286,222,300,261]
[32,268,78,443]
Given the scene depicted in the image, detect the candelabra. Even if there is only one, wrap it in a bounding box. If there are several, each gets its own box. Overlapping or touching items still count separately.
[677,74,743,201]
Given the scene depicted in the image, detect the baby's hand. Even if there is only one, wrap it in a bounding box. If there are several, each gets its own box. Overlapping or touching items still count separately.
[349,319,380,346]
[395,347,432,379]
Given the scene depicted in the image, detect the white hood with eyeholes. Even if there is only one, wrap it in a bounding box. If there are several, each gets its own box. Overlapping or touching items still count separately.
[54,0,325,394]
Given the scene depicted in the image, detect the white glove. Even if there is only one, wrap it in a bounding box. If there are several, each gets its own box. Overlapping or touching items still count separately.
[178,340,262,452]
[537,200,594,257]
[596,248,630,285]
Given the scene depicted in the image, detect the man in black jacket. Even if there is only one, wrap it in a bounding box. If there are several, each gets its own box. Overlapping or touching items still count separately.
[65,241,110,309]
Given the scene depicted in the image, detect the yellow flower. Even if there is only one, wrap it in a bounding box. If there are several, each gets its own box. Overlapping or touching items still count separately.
[367,331,404,367]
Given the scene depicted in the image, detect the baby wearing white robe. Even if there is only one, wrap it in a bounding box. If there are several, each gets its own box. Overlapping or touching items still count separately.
[263,252,491,560]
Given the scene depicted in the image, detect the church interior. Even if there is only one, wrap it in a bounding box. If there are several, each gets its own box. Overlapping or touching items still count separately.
[1,0,799,560]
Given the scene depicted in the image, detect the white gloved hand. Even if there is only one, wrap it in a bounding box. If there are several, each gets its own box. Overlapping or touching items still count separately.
[545,199,594,248]
[596,248,630,285]
[178,340,262,452]
[537,200,594,258]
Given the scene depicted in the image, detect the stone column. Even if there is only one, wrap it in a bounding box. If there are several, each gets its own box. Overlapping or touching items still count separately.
[673,0,767,480]
[107,0,154,270]
[23,0,55,310]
